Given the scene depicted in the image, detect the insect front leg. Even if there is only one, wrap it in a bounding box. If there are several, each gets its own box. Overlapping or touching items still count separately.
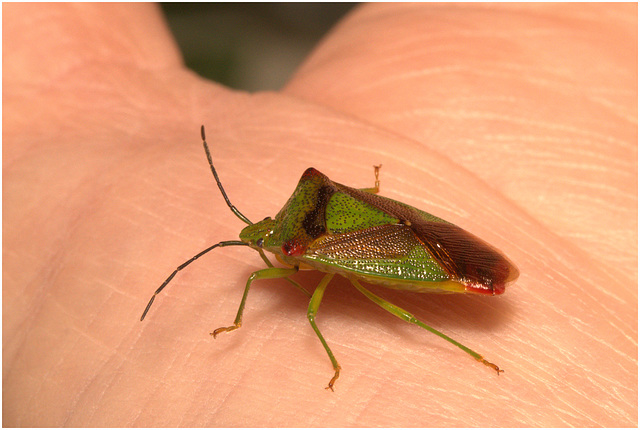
[350,279,503,375]
[211,266,299,337]
[256,249,311,298]
[306,273,341,391]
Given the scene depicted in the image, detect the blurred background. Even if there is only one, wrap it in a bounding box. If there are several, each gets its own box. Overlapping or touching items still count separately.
[161,3,357,91]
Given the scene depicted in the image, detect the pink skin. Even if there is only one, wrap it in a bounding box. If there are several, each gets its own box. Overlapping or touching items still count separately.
[4,3,636,427]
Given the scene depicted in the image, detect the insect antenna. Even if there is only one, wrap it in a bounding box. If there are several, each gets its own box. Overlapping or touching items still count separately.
[201,125,253,226]
[140,240,249,321]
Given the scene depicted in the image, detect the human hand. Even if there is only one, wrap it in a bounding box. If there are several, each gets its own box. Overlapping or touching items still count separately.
[4,3,635,426]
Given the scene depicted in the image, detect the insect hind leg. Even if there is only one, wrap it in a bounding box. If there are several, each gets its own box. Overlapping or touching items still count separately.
[350,279,503,375]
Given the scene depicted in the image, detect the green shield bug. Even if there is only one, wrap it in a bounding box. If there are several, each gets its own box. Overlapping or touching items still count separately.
[141,126,519,391]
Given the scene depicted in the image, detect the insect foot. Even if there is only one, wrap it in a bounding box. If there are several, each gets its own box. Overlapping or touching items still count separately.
[325,367,341,392]
[477,357,504,375]
[211,324,240,338]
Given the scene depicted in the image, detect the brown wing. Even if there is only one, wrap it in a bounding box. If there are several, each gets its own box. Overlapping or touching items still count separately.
[334,183,519,295]
[411,220,519,294]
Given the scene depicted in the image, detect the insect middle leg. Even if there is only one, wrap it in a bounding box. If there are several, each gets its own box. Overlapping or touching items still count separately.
[350,279,503,374]
[211,266,299,337]
[307,273,341,391]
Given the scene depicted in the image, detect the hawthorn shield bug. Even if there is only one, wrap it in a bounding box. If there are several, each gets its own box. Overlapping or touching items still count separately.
[141,126,519,391]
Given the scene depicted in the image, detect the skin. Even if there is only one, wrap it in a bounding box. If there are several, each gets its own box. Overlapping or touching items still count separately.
[3,3,636,427]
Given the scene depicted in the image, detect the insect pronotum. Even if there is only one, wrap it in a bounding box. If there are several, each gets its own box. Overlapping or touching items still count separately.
[141,126,520,391]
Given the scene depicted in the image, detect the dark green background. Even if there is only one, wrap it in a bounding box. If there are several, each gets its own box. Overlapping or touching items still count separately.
[161,3,356,91]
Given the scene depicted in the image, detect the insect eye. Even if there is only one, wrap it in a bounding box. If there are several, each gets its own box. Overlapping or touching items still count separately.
[256,238,264,247]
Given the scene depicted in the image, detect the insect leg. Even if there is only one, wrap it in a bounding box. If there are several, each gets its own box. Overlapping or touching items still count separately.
[350,279,503,375]
[360,164,382,194]
[306,273,341,391]
[256,249,311,298]
[211,266,299,337]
